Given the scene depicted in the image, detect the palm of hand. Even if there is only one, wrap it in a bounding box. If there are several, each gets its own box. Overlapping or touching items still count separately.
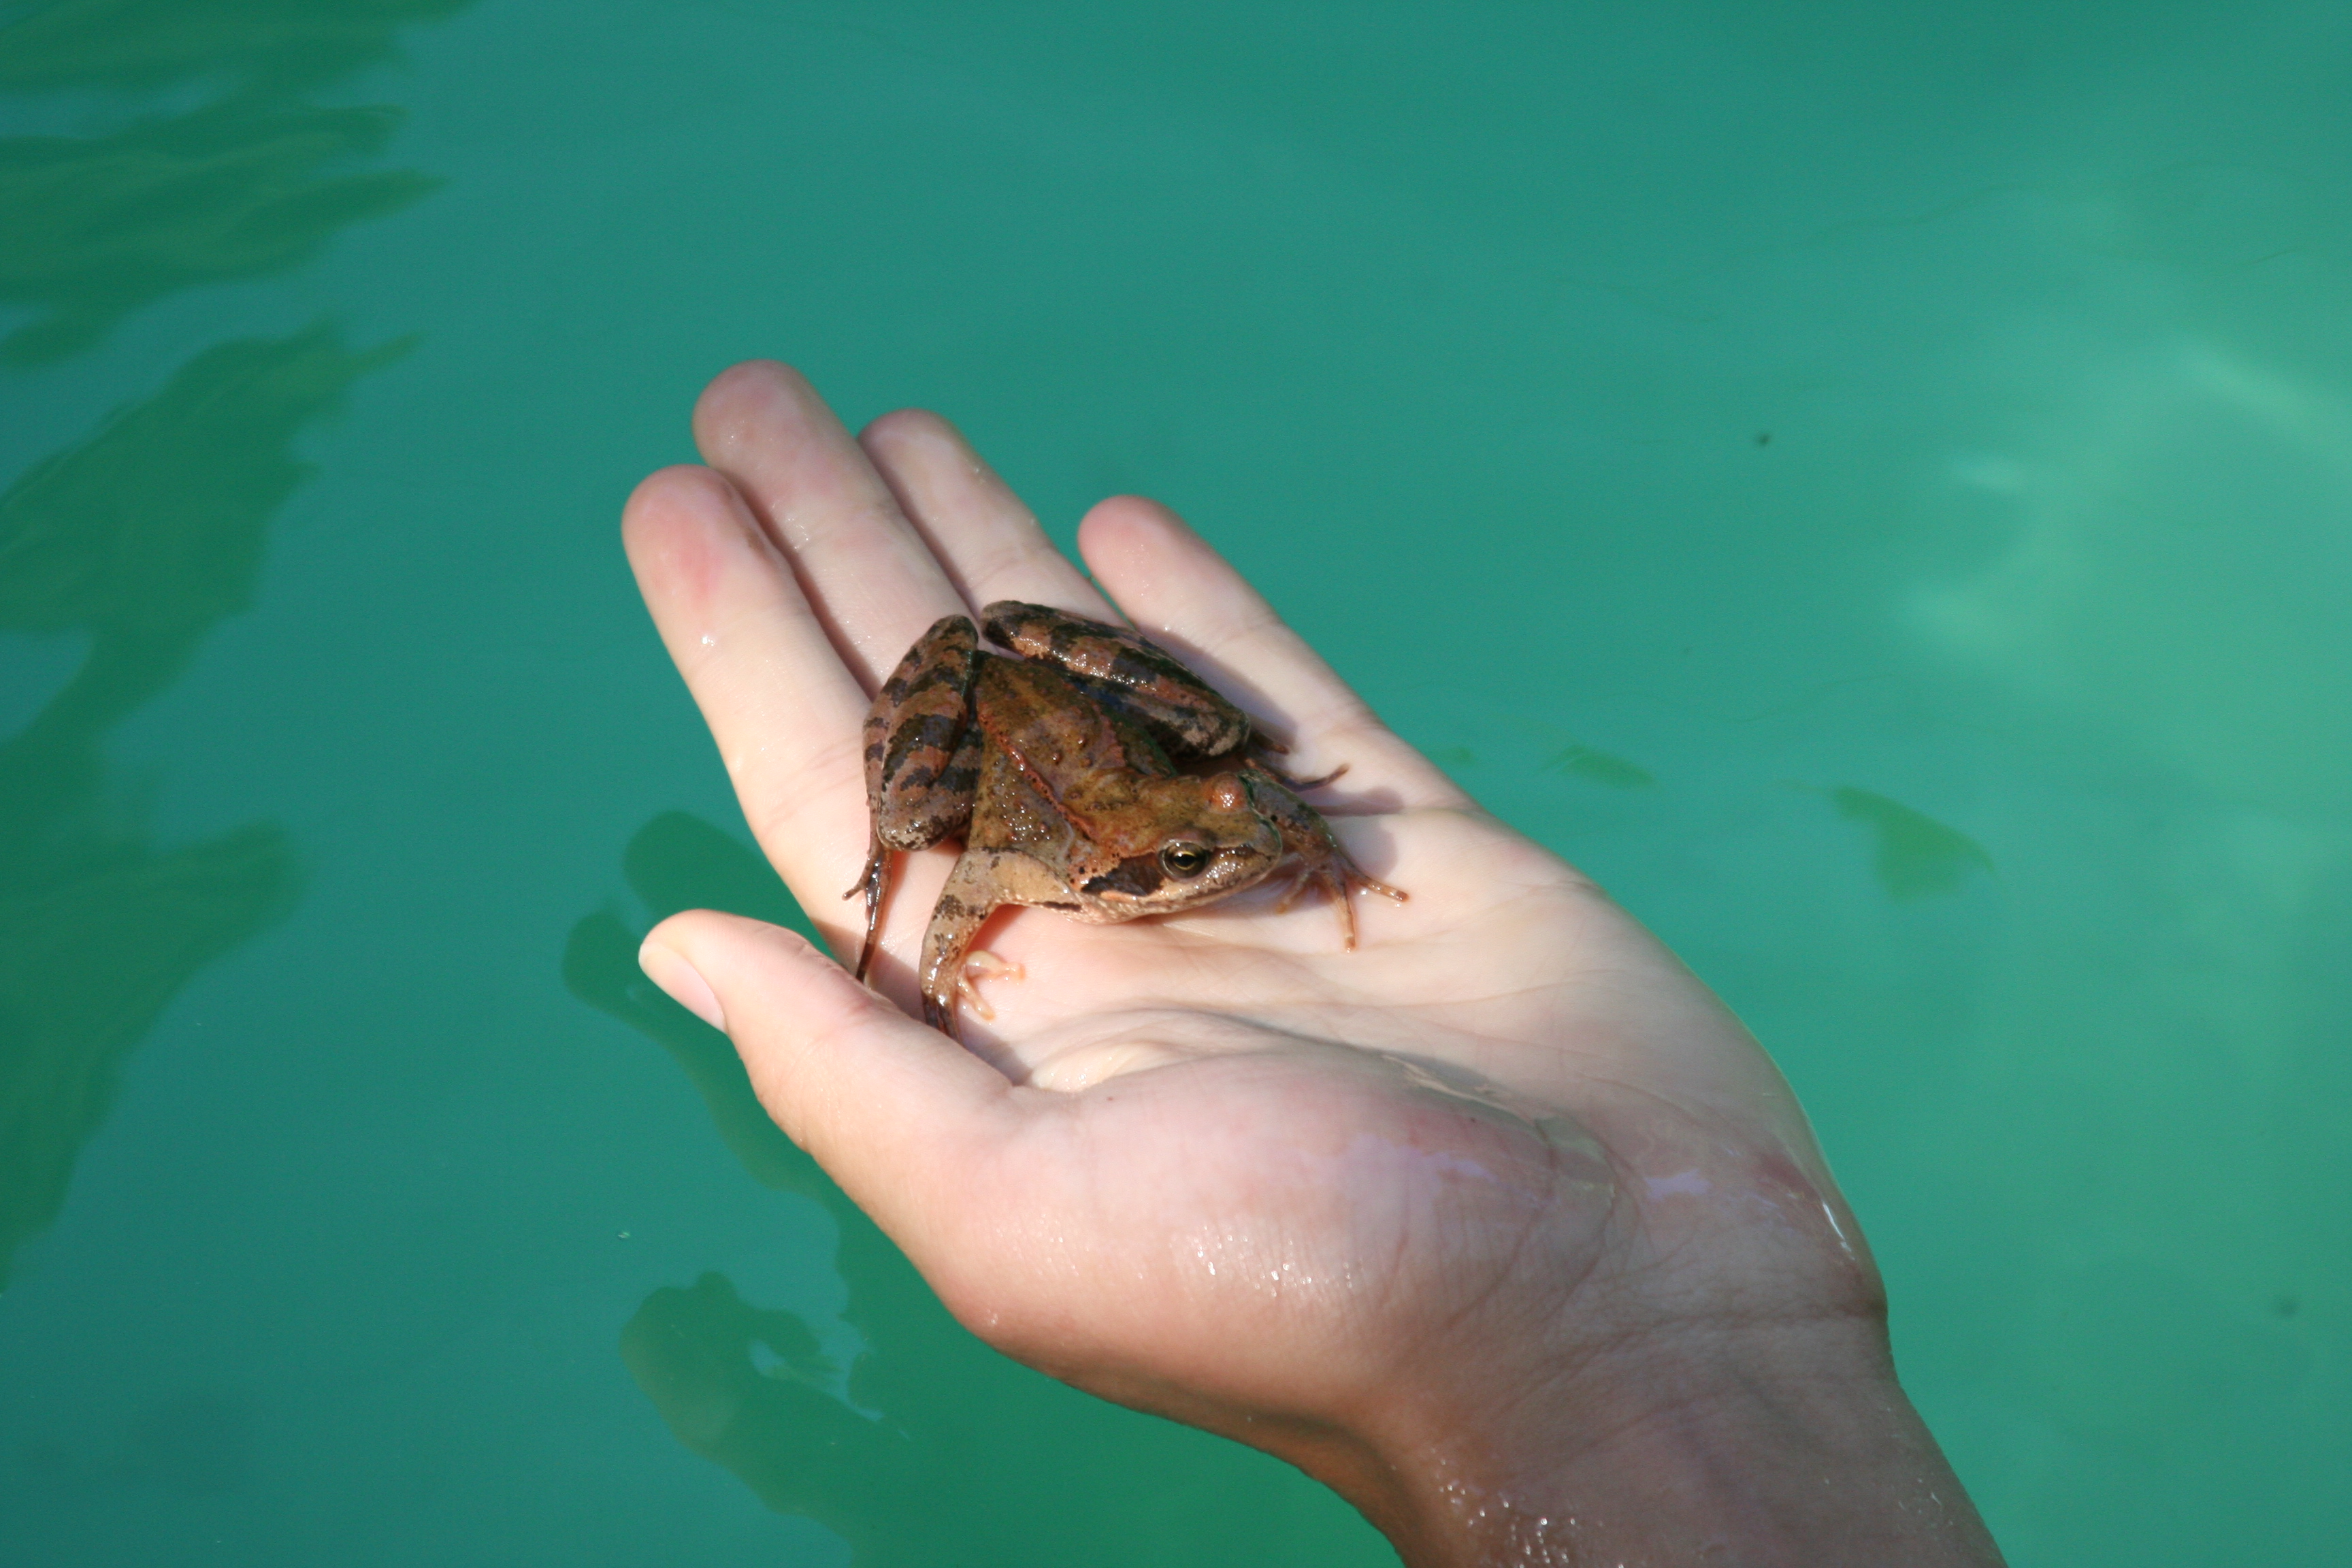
[627,362,1878,1493]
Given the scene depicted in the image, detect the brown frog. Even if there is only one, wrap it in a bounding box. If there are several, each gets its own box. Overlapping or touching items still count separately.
[847,602,1405,1036]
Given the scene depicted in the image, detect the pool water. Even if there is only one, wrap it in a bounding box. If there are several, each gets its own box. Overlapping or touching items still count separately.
[3,2,2347,1562]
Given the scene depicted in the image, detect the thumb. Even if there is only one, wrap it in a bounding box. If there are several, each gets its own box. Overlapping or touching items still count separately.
[638,909,1015,1247]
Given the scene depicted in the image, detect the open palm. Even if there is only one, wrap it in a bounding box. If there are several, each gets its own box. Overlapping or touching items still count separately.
[625,362,1933,1564]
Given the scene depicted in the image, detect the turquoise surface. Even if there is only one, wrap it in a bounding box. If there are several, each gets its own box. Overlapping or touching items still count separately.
[4,2,2347,1561]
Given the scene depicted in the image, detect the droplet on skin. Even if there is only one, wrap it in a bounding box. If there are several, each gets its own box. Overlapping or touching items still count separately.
[1819,1198,1857,1258]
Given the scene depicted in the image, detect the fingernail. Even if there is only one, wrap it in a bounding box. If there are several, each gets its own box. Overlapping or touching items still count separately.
[639,940,725,1032]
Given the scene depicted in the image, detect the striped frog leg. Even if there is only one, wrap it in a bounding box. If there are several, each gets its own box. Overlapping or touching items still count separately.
[915,844,1076,1038]
[847,614,985,981]
[980,600,1258,758]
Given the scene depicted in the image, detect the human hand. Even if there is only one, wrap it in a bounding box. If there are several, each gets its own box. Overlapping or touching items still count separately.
[624,362,2004,1567]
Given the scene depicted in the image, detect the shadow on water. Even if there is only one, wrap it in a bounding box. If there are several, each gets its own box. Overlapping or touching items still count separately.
[0,0,462,365]
[0,326,410,1288]
[1544,740,1657,790]
[0,92,441,365]
[0,0,462,1285]
[564,811,1393,1567]
[0,0,470,95]
[1823,785,1995,902]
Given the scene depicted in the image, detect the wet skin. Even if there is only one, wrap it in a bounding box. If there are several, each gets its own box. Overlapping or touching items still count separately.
[849,602,1403,1035]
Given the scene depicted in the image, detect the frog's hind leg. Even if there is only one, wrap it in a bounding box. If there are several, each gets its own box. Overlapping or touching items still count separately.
[845,833,894,982]
[979,600,1258,758]
[850,719,984,980]
[851,619,986,981]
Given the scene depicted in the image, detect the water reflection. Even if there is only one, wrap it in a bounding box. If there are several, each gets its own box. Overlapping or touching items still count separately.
[0,326,417,1287]
[112,1390,253,1495]
[0,0,470,95]
[0,0,461,364]
[1912,340,2352,819]
[0,95,441,364]
[566,812,1389,1565]
[1,0,459,1285]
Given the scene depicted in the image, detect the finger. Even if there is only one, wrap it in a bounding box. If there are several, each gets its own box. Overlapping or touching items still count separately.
[1077,497,1469,806]
[640,911,1017,1267]
[623,463,872,942]
[859,409,1120,619]
[692,361,965,688]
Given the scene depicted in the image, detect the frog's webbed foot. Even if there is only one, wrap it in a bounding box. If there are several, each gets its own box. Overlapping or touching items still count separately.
[1240,762,1406,949]
[845,833,893,981]
[917,949,1022,1040]
[1342,864,1409,945]
[1291,855,1409,949]
[954,950,1024,1022]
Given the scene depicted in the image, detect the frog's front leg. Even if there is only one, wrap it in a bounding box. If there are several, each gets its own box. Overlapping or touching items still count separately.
[954,951,1024,1023]
[917,846,1080,1038]
[1239,764,1407,949]
[849,615,984,980]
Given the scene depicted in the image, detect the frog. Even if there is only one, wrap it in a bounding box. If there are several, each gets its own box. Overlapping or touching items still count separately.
[846,601,1405,1037]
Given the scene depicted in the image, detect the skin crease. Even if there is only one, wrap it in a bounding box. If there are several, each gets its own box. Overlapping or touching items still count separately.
[625,361,2008,1567]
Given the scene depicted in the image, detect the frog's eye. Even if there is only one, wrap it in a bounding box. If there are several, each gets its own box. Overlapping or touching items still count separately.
[1159,841,1213,879]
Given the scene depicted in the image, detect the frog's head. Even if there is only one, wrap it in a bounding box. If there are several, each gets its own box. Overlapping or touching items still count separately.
[1070,770,1282,917]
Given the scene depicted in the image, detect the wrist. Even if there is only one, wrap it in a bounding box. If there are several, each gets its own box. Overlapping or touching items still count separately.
[1343,1310,2004,1568]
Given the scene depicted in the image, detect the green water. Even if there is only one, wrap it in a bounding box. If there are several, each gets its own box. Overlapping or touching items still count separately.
[3,2,2347,1561]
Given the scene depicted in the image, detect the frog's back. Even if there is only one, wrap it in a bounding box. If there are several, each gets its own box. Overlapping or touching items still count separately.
[981,600,1254,757]
[975,656,1174,789]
